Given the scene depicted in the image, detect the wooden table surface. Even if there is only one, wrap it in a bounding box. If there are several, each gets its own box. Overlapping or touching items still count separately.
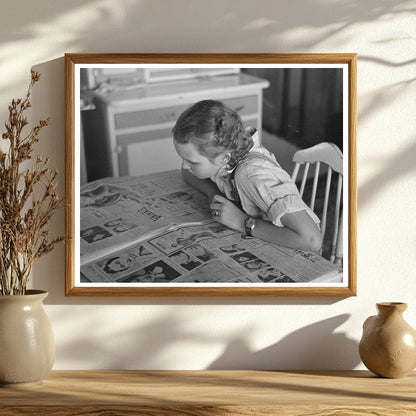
[1,370,415,415]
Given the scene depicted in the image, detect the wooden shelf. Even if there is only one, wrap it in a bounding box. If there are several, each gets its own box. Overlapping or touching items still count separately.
[1,370,415,415]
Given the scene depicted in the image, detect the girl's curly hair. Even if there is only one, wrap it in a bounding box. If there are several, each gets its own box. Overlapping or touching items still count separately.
[172,100,254,168]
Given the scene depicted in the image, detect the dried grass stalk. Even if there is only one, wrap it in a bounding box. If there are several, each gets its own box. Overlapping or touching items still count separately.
[0,71,66,295]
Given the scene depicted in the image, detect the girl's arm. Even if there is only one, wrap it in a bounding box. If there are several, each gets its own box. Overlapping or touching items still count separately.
[210,195,322,251]
[181,168,223,203]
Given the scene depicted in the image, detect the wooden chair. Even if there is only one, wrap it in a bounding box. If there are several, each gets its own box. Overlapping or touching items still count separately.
[291,142,343,265]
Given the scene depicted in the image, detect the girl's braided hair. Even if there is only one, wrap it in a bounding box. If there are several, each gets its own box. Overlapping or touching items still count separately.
[172,100,254,168]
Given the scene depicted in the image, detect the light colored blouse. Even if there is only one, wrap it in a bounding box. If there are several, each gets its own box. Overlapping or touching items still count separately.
[211,145,320,227]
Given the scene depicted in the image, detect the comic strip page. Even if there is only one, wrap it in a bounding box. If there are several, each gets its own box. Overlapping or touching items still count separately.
[80,170,210,265]
[81,221,340,284]
[80,170,341,284]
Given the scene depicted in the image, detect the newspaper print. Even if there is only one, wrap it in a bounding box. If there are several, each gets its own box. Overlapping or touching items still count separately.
[80,170,210,265]
[81,222,340,284]
[80,170,341,284]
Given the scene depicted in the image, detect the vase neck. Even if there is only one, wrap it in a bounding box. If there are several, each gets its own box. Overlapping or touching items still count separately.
[377,302,407,316]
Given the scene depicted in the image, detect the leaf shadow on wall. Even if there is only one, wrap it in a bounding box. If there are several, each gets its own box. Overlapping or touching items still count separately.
[53,310,219,369]
[53,308,359,371]
[207,314,360,370]
[356,54,416,210]
[1,0,413,98]
[358,139,416,210]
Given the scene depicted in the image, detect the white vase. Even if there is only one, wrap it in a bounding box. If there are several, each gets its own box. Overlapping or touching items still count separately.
[0,290,55,387]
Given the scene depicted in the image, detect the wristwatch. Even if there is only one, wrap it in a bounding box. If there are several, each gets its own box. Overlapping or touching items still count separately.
[244,216,257,237]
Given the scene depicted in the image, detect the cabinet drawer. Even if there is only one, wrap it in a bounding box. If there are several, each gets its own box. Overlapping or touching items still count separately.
[117,126,173,145]
[118,137,181,177]
[114,95,258,130]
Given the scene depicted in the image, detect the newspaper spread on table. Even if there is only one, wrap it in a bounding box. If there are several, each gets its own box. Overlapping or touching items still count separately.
[80,170,341,284]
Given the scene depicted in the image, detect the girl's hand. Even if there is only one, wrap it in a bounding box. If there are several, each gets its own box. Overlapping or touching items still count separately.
[210,195,247,233]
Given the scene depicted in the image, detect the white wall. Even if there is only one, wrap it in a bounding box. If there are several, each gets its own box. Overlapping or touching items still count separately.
[1,0,415,370]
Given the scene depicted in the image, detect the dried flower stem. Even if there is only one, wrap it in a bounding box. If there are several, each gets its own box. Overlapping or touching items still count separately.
[0,71,66,295]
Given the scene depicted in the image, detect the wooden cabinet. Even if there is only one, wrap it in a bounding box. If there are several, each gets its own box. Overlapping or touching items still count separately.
[83,73,269,181]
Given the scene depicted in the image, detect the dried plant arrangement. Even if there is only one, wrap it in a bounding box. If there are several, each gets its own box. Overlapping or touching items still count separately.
[0,71,66,295]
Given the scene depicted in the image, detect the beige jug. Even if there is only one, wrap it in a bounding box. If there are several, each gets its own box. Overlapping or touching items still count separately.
[359,302,416,378]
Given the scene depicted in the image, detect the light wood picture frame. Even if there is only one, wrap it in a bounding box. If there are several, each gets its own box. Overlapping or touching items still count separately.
[65,53,356,296]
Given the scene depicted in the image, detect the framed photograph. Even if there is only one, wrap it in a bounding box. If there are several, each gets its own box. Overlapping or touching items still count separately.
[65,53,356,296]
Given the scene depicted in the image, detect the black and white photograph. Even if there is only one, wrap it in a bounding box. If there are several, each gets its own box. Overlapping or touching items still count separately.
[65,54,356,296]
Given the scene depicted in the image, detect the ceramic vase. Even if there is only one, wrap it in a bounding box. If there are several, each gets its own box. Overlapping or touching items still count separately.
[359,302,416,378]
[0,290,55,387]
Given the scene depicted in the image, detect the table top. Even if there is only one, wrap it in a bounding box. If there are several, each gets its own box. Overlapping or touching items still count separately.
[1,370,415,415]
